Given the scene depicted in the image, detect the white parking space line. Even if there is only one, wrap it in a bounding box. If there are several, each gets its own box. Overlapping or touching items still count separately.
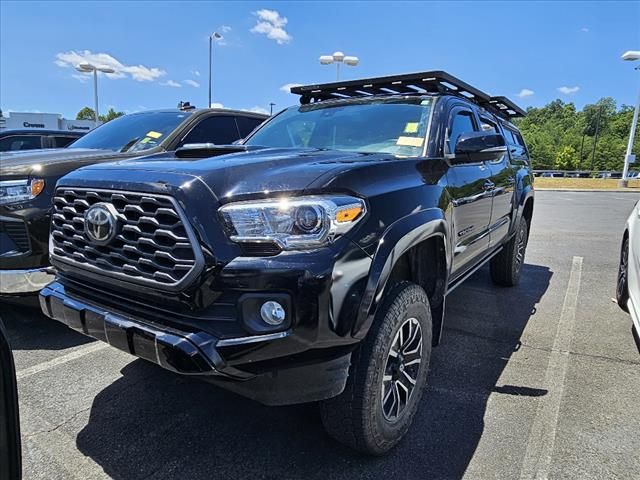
[519,256,583,480]
[16,342,108,381]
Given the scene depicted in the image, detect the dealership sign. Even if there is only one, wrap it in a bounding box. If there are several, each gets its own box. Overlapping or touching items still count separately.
[0,112,97,132]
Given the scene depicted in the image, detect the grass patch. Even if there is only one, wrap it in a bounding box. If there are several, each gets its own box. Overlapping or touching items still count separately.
[535,178,640,190]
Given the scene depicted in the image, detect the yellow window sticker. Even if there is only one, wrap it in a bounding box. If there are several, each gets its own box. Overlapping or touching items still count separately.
[146,131,163,139]
[396,136,424,147]
[404,122,419,134]
[140,137,152,144]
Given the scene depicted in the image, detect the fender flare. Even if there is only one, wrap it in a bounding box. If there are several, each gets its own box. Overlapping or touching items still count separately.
[351,208,449,339]
[515,186,534,228]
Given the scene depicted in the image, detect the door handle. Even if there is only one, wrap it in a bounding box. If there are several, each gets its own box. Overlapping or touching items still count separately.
[483,180,495,191]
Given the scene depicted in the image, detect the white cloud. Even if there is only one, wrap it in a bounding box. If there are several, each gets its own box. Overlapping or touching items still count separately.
[71,73,90,83]
[210,102,225,108]
[220,25,232,33]
[245,106,270,115]
[517,88,534,98]
[161,80,182,88]
[184,79,200,88]
[580,27,589,32]
[280,83,302,93]
[55,50,166,82]
[558,86,580,95]
[250,9,292,44]
[192,70,201,77]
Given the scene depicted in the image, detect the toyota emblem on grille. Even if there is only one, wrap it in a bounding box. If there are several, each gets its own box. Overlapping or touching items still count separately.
[84,203,118,245]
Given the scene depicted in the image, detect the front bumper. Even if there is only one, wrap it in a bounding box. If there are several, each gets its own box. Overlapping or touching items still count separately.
[1,267,54,295]
[39,281,352,405]
[39,281,247,378]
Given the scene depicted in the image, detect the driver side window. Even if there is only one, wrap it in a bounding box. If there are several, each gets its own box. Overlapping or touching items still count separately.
[448,110,477,153]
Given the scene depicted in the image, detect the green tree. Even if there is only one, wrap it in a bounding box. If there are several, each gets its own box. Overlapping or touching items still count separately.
[75,106,124,123]
[76,106,96,121]
[516,97,638,172]
[100,107,124,122]
[555,145,577,170]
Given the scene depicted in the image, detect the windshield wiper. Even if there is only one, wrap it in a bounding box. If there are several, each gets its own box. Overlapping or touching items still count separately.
[120,137,140,153]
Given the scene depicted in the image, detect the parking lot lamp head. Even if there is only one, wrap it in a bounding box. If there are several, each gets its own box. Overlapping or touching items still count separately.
[332,51,345,63]
[343,56,359,67]
[319,51,359,81]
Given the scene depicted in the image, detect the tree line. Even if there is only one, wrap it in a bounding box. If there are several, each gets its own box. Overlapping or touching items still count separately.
[76,106,124,123]
[514,98,638,172]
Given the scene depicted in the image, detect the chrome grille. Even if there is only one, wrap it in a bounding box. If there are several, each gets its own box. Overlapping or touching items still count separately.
[51,188,201,289]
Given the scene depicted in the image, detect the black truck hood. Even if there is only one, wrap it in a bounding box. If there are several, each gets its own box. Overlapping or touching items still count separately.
[0,148,151,179]
[72,147,394,200]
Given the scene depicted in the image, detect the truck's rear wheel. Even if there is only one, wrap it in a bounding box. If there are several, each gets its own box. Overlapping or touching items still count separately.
[490,217,528,286]
[319,281,432,455]
[616,236,630,312]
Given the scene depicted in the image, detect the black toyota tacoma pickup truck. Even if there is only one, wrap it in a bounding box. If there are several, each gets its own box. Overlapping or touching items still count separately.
[0,108,266,297]
[40,71,534,454]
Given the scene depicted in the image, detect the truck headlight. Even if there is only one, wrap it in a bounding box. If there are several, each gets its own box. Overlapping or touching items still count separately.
[0,179,45,206]
[219,195,366,250]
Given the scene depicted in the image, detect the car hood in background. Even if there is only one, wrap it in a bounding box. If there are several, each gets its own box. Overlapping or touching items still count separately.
[0,148,152,179]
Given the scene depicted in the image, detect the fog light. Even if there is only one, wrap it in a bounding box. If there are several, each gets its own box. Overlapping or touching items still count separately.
[260,301,286,326]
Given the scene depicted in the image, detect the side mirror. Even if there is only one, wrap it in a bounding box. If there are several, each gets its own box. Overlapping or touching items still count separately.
[452,132,507,164]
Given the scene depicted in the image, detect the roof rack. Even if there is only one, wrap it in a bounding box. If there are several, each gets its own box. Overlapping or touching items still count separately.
[488,96,527,119]
[290,70,525,120]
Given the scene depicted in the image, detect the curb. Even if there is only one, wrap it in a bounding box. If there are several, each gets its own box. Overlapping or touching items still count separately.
[536,188,640,193]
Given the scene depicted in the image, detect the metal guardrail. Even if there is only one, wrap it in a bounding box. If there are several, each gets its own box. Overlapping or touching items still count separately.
[532,170,635,179]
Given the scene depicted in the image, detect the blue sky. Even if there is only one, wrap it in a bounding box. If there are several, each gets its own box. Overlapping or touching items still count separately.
[1,1,638,118]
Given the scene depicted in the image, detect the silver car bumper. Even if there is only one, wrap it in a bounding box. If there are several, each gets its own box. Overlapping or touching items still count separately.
[0,268,55,295]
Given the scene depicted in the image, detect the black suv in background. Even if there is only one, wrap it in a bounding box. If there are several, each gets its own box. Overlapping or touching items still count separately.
[0,129,85,152]
[40,72,533,454]
[0,108,266,297]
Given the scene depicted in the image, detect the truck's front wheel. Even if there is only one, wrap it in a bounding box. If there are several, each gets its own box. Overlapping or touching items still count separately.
[319,281,432,455]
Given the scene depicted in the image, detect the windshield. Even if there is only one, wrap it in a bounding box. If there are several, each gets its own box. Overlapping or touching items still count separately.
[245,97,433,156]
[69,111,191,153]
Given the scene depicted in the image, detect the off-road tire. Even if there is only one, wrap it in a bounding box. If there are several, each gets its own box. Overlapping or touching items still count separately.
[319,281,432,455]
[490,217,529,286]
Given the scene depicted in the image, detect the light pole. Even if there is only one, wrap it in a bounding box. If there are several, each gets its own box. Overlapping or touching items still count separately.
[269,102,276,116]
[319,51,359,81]
[76,63,115,127]
[620,50,640,188]
[209,32,222,107]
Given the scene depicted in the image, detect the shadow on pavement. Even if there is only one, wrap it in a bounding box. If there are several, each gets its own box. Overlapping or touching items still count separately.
[0,301,92,351]
[76,263,552,480]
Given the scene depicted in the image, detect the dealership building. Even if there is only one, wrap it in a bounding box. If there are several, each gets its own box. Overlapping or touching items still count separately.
[0,111,98,132]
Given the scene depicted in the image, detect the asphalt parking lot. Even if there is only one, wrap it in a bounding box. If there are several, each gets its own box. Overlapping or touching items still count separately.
[3,190,640,480]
